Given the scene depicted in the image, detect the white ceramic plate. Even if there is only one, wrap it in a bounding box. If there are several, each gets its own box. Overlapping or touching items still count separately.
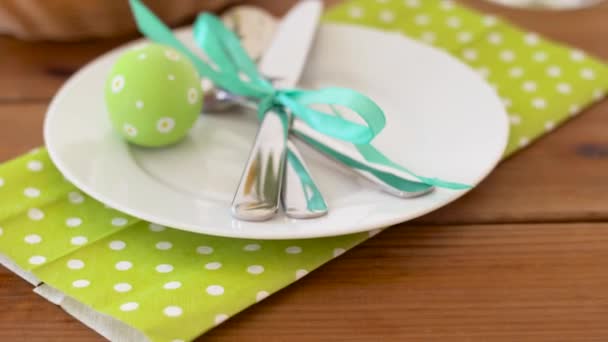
[45,24,509,240]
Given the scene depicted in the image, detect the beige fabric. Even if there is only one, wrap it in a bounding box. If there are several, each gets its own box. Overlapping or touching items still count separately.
[0,0,236,41]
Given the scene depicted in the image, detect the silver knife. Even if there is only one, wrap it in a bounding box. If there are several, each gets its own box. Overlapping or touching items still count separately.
[231,1,327,221]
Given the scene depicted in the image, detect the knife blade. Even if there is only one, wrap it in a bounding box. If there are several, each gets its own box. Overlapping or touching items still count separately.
[231,0,327,221]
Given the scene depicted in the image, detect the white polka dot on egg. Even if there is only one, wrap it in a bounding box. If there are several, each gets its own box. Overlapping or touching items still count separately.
[156,117,176,133]
[187,88,198,105]
[164,49,181,61]
[111,75,125,93]
[123,123,138,137]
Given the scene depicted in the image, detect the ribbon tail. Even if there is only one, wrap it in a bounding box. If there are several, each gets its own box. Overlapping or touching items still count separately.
[354,144,472,190]
[129,0,212,77]
[295,133,432,193]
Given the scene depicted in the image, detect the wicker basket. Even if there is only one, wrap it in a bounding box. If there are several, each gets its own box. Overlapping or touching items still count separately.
[0,0,236,41]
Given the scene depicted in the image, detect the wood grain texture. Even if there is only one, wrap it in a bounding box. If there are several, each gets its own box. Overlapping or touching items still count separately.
[205,223,608,342]
[1,1,608,341]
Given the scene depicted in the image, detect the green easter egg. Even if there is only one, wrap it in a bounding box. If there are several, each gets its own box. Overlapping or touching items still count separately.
[105,43,203,147]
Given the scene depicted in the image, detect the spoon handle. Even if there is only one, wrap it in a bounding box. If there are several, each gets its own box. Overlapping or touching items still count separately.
[231,108,289,221]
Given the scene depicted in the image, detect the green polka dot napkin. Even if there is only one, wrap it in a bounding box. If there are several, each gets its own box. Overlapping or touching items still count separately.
[1,1,607,341]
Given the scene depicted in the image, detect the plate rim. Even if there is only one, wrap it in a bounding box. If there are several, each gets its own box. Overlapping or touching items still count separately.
[44,23,509,240]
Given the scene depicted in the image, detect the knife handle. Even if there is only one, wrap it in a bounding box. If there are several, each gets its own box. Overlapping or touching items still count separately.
[282,139,328,219]
[231,108,289,221]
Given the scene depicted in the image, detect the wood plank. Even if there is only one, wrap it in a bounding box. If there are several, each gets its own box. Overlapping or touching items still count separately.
[0,0,606,102]
[420,98,608,224]
[3,100,607,224]
[0,269,99,341]
[204,222,608,341]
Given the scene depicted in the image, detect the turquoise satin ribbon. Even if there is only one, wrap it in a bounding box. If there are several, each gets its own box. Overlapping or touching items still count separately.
[129,0,384,145]
[128,0,470,190]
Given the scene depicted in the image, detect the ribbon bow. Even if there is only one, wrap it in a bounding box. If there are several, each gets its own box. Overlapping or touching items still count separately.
[129,0,385,145]
[128,0,471,191]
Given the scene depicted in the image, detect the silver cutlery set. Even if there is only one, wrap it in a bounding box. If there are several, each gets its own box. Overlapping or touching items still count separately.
[206,1,434,222]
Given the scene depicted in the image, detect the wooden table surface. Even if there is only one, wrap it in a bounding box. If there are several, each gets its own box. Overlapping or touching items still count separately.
[1,1,607,341]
